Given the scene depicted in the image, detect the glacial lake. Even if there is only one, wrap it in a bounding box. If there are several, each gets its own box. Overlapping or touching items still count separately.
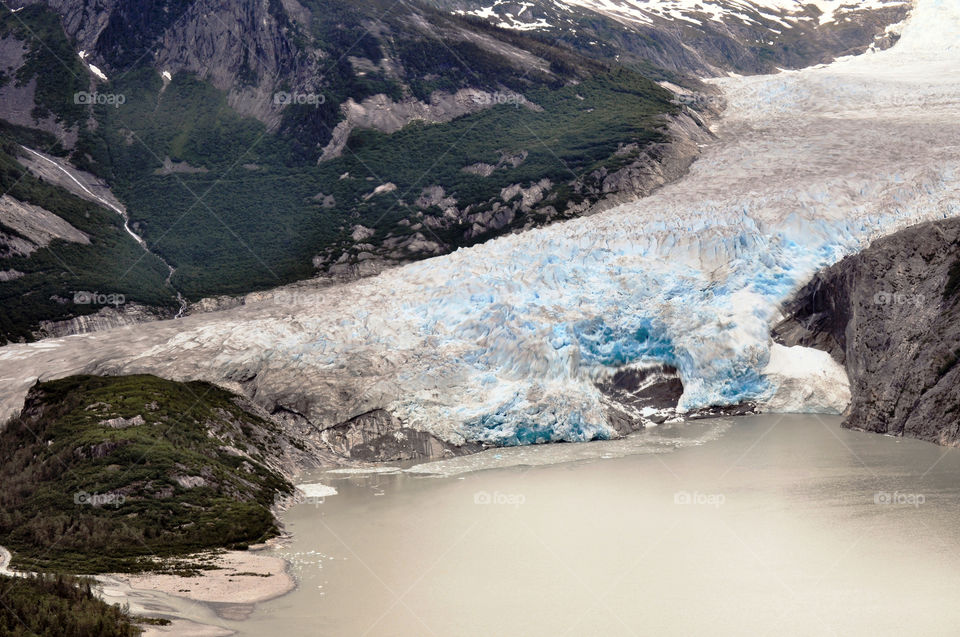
[197,415,960,635]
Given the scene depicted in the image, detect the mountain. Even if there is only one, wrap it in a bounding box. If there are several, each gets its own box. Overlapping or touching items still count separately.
[775,218,960,446]
[1,0,956,455]
[0,133,178,343]
[0,0,906,341]
[437,0,910,74]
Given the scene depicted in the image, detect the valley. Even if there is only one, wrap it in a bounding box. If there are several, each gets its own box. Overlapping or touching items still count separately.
[0,0,956,453]
[1,1,959,636]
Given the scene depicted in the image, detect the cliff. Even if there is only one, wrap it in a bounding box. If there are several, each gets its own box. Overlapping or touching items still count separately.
[775,218,960,445]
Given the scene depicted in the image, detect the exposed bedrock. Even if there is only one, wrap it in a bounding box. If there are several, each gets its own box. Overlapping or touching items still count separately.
[597,365,685,434]
[775,218,960,446]
[318,409,484,462]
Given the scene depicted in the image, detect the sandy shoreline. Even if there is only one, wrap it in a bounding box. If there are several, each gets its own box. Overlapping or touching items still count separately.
[96,543,296,636]
[115,549,295,606]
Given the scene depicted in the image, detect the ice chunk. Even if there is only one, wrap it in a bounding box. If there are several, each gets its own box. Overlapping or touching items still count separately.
[760,344,851,414]
[297,483,338,498]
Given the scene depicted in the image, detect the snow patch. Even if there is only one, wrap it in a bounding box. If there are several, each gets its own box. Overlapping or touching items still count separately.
[88,64,108,81]
[554,0,907,29]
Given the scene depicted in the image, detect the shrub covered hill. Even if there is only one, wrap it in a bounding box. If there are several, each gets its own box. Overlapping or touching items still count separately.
[0,573,150,637]
[0,374,300,574]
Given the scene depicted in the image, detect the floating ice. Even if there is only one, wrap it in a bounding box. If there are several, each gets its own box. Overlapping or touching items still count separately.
[325,467,402,475]
[297,483,338,498]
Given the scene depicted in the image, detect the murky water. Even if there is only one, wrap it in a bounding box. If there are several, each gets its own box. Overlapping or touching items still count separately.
[224,416,960,636]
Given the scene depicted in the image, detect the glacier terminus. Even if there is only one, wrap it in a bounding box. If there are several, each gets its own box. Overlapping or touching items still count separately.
[0,0,958,448]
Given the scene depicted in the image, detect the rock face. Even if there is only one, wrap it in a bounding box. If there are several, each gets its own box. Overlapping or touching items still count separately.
[320,408,482,462]
[595,365,685,434]
[30,0,309,125]
[0,194,90,257]
[775,218,960,446]
[319,89,542,161]
[33,303,175,340]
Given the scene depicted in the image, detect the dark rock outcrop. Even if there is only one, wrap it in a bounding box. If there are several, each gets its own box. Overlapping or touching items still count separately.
[596,365,684,434]
[774,218,960,446]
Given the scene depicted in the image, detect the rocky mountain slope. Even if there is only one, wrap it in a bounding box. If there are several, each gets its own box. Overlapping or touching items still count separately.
[775,218,960,446]
[0,133,179,343]
[439,0,910,75]
[0,0,691,338]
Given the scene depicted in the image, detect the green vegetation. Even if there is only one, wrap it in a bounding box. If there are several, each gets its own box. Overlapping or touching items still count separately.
[0,375,294,574]
[0,136,176,344]
[79,67,673,298]
[0,573,141,637]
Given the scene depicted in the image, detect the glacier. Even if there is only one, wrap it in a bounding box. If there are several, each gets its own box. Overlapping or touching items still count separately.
[1,0,959,447]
